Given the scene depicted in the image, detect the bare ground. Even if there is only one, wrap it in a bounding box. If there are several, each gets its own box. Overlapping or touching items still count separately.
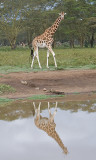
[0,69,96,100]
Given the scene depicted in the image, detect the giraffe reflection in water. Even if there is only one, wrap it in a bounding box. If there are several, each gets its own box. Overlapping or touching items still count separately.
[33,102,68,154]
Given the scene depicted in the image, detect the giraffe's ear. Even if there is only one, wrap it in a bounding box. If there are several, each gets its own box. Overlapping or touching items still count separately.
[59,12,62,16]
[59,12,64,16]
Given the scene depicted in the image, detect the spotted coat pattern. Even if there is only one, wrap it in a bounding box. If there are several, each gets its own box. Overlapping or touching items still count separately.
[31,12,65,69]
[33,102,68,154]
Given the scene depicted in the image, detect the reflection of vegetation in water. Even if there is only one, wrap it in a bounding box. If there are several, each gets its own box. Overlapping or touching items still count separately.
[0,100,96,121]
[0,101,35,121]
[0,97,13,106]
[59,101,96,113]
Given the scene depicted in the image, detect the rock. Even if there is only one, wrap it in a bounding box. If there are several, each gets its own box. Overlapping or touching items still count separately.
[35,87,39,90]
[43,88,47,91]
[21,80,27,85]
[49,89,65,95]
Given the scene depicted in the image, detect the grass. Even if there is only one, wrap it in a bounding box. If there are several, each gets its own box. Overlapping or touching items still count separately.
[0,84,16,94]
[0,94,64,107]
[28,94,64,100]
[0,47,96,73]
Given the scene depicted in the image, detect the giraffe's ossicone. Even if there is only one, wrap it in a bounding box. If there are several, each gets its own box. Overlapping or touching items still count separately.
[31,12,65,69]
[33,102,68,154]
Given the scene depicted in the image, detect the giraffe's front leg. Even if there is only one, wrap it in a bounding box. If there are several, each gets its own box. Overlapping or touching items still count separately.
[47,50,50,68]
[48,46,57,68]
[55,102,58,112]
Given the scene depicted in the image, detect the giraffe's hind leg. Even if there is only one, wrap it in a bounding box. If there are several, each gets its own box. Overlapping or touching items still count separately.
[31,47,42,69]
[33,102,41,118]
[49,102,57,122]
[36,52,42,69]
[33,102,37,114]
[31,50,36,68]
[48,102,52,117]
[47,46,57,68]
[52,102,57,119]
[37,102,41,116]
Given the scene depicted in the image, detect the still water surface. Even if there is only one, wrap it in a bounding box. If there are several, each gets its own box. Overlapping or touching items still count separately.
[0,100,96,160]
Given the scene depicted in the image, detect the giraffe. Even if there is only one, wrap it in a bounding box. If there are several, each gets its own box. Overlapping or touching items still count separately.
[33,102,68,154]
[31,12,65,69]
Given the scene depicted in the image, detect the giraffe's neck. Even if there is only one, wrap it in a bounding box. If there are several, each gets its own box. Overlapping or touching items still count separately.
[49,130,68,154]
[49,16,62,35]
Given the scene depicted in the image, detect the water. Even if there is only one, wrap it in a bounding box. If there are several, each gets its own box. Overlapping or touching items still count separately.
[0,100,96,160]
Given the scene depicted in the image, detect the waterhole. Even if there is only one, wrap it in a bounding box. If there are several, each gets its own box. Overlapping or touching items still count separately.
[0,99,96,160]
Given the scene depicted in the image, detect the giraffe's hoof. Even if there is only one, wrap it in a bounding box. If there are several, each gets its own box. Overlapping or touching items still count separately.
[47,66,49,69]
[31,65,33,69]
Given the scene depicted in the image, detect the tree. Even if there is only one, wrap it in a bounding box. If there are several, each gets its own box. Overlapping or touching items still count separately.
[23,0,59,46]
[54,0,96,47]
[0,0,96,48]
[86,1,96,47]
[0,0,24,49]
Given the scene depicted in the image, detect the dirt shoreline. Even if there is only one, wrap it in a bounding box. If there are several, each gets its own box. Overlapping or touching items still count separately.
[0,69,96,101]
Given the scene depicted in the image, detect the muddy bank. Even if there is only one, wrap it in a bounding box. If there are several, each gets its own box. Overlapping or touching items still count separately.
[0,69,96,100]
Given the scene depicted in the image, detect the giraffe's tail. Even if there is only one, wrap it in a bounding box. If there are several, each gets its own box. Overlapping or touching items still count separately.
[29,49,34,64]
[31,49,34,58]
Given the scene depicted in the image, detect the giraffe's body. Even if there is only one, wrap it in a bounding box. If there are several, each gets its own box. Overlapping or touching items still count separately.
[33,102,68,154]
[31,12,65,69]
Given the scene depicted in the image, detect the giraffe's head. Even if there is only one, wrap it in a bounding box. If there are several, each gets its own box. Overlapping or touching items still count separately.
[59,12,65,19]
